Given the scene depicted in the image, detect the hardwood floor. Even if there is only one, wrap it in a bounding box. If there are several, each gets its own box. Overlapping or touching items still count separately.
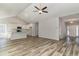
[0,36,79,56]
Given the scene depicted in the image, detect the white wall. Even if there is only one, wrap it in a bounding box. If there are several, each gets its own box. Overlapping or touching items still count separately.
[0,17,28,38]
[0,17,28,31]
[38,17,59,40]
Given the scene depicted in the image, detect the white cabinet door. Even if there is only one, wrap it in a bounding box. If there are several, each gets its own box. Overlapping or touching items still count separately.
[11,32,27,40]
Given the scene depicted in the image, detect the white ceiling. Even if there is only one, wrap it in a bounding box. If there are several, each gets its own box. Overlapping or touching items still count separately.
[17,3,79,23]
[1,3,79,23]
[0,3,31,18]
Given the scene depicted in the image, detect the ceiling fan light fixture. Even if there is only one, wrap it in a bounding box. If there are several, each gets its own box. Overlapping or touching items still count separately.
[38,10,42,14]
[33,4,48,14]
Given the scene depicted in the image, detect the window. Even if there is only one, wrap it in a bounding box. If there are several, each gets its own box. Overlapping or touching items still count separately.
[0,24,7,38]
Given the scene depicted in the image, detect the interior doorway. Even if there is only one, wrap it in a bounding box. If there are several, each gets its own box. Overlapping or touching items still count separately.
[31,22,39,37]
[35,22,39,37]
[66,24,79,45]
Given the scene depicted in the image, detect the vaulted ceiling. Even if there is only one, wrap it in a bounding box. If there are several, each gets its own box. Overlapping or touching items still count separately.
[17,3,79,23]
[0,3,31,18]
[0,3,79,23]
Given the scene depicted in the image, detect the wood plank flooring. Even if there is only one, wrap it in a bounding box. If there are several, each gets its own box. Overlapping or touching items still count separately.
[0,36,79,56]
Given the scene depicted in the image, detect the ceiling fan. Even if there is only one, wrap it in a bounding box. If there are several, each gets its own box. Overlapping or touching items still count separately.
[33,4,48,14]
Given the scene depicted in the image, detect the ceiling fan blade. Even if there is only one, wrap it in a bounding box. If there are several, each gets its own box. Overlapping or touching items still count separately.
[42,11,48,13]
[34,6,40,10]
[42,6,47,10]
